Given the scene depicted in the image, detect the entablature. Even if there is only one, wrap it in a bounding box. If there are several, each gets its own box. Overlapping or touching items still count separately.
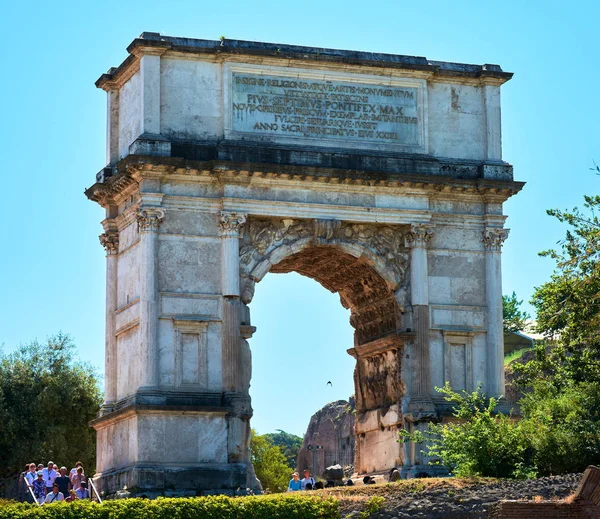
[85,156,524,210]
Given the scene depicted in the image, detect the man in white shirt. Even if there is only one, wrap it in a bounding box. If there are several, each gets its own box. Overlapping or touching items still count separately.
[301,469,315,490]
[24,463,37,486]
[44,483,64,503]
[42,461,57,495]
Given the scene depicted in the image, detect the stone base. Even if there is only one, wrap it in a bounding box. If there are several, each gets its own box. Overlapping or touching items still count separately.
[94,462,248,496]
[92,399,258,496]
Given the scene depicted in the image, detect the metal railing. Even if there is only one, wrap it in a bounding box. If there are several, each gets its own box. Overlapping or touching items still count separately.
[88,478,102,503]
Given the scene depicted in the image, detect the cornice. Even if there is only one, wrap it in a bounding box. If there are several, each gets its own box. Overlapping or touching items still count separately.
[96,32,512,90]
[85,165,141,207]
[95,54,139,91]
[85,156,524,208]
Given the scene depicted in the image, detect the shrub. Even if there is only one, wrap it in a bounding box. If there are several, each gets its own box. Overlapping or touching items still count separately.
[421,384,535,479]
[520,380,600,475]
[0,493,339,519]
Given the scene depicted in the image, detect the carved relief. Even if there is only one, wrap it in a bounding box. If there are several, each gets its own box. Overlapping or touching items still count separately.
[354,349,405,413]
[99,231,119,255]
[239,217,409,346]
[482,228,509,251]
[136,208,165,232]
[239,217,408,282]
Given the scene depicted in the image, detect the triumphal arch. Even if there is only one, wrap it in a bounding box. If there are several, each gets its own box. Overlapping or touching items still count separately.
[86,33,522,494]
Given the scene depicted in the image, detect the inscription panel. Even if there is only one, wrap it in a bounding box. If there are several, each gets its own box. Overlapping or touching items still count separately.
[225,65,427,152]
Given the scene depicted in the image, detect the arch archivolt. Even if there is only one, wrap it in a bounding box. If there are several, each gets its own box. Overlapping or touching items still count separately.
[238,216,410,347]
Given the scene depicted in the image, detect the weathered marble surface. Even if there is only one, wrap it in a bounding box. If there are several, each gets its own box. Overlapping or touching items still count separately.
[88,33,521,494]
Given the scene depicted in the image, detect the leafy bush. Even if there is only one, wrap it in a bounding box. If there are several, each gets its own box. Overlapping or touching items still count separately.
[519,379,600,475]
[359,496,385,518]
[420,384,535,479]
[0,494,339,519]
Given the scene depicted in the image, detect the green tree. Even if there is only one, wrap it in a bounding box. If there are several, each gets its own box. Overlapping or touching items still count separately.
[515,185,600,474]
[519,379,600,475]
[250,430,293,493]
[527,190,600,385]
[263,430,303,469]
[502,291,531,333]
[0,333,102,478]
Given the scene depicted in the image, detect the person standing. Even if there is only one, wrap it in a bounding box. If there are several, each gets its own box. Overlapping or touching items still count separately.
[69,461,83,482]
[24,464,37,503]
[54,467,71,497]
[32,472,46,505]
[24,464,37,487]
[75,481,90,500]
[71,466,85,490]
[44,482,65,503]
[287,472,302,492]
[301,469,315,490]
[42,461,57,495]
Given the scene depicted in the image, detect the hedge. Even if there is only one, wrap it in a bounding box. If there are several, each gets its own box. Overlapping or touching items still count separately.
[0,493,339,519]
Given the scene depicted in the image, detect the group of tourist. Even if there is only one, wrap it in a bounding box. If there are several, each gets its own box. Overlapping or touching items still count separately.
[20,461,91,504]
[287,469,316,491]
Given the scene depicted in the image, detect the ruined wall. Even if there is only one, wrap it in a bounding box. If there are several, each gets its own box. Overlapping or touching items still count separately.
[296,399,356,476]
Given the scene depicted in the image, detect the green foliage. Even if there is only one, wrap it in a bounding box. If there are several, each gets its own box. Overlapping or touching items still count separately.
[0,494,339,519]
[422,177,600,479]
[516,183,600,474]
[502,292,531,333]
[359,496,385,518]
[530,188,600,383]
[263,430,303,469]
[250,430,293,493]
[423,384,534,479]
[503,347,530,366]
[519,379,600,474]
[0,334,103,478]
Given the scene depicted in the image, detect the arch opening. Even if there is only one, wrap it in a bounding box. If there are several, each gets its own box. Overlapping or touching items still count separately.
[241,217,412,476]
[271,245,401,347]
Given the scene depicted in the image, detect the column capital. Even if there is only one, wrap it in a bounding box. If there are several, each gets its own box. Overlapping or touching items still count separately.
[405,224,434,248]
[483,228,509,252]
[219,211,247,237]
[99,231,119,255]
[136,207,165,233]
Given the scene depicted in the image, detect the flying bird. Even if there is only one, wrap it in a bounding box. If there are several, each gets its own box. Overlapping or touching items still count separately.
[326,381,332,387]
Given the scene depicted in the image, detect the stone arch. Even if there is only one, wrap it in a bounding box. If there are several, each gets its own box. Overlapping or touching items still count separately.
[239,216,413,474]
[239,217,410,346]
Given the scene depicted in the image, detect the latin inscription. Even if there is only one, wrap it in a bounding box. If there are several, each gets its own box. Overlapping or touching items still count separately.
[231,73,420,147]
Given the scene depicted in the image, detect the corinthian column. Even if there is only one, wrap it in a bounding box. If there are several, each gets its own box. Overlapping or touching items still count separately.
[137,207,165,390]
[483,228,509,397]
[218,212,247,392]
[99,229,119,406]
[405,224,434,401]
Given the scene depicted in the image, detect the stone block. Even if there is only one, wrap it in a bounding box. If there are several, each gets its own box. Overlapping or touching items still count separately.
[129,135,171,157]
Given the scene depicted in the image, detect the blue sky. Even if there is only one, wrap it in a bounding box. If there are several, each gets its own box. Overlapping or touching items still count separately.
[1,0,598,437]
